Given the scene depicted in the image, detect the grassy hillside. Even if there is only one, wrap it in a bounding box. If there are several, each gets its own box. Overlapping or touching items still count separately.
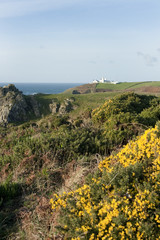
[59,81,160,96]
[34,92,119,117]
[96,81,160,93]
[96,82,139,90]
[35,81,160,119]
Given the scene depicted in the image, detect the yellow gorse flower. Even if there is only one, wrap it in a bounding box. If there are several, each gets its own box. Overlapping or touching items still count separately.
[50,125,160,239]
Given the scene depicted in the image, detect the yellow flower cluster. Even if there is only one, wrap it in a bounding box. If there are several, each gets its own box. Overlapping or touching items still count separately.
[50,126,160,239]
[99,125,160,170]
[92,99,117,123]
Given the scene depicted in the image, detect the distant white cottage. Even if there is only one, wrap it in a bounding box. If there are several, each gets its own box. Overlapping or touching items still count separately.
[100,77,110,83]
[93,80,99,83]
[93,77,119,84]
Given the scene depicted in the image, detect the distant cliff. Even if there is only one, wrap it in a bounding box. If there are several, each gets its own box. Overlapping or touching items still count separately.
[0,84,40,124]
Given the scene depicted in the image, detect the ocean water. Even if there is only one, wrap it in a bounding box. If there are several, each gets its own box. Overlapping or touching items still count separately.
[0,82,82,95]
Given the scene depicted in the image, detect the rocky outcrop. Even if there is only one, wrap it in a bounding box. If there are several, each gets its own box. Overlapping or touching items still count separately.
[49,98,75,115]
[59,99,73,114]
[29,96,40,117]
[0,84,40,124]
[72,90,80,94]
[0,84,76,124]
[49,101,60,114]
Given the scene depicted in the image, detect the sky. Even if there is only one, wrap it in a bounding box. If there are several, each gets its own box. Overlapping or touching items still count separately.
[0,0,160,83]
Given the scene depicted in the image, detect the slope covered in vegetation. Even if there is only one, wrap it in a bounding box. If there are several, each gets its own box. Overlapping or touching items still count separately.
[96,81,160,93]
[50,125,160,239]
[0,92,160,239]
[64,81,160,95]
[92,92,160,151]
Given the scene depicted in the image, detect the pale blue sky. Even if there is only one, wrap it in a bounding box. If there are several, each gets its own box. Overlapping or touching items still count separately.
[0,0,160,83]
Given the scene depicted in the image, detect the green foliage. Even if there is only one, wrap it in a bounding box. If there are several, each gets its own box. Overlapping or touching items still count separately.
[1,91,160,239]
[0,181,21,202]
[92,92,160,150]
[50,126,160,239]
[139,105,160,126]
[92,92,155,122]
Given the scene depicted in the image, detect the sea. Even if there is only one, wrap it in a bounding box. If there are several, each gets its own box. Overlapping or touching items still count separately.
[0,82,82,95]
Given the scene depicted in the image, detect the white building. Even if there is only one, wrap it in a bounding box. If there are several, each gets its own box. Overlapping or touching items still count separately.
[110,81,119,84]
[93,79,99,83]
[99,77,110,83]
[93,77,119,84]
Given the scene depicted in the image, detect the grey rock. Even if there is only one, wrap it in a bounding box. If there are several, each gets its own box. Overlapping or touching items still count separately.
[0,84,40,124]
[59,99,73,115]
[49,98,75,115]
[49,100,60,114]
[29,96,40,117]
[72,90,80,94]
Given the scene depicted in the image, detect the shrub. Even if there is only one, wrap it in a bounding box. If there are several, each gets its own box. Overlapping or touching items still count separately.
[50,124,160,239]
[0,181,21,202]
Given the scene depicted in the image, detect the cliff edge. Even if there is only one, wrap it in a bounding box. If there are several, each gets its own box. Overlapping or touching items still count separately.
[0,84,40,124]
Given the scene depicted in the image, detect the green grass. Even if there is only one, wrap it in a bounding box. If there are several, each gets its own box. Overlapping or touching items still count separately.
[96,81,160,90]
[34,92,119,118]
[31,81,160,119]
[129,81,160,89]
[96,82,136,90]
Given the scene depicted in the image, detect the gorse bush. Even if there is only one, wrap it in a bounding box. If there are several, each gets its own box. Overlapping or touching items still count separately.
[139,105,160,126]
[92,92,155,123]
[50,124,160,239]
[91,92,160,150]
